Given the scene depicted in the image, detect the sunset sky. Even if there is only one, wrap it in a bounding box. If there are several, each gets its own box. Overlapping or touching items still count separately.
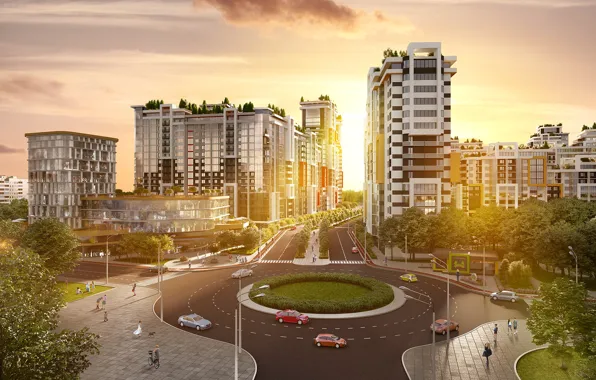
[1,0,595,191]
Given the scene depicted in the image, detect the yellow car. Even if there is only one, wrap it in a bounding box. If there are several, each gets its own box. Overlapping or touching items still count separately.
[400,273,418,283]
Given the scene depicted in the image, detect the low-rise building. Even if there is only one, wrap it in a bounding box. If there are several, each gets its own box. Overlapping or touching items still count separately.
[0,175,28,204]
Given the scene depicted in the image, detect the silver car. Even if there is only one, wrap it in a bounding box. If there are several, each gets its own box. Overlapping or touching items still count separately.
[490,290,519,302]
[178,313,212,331]
[231,269,253,279]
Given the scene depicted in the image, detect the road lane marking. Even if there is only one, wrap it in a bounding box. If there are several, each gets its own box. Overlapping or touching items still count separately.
[280,336,287,338]
[408,332,414,335]
[364,337,371,340]
[380,336,386,339]
[277,233,296,260]
[335,230,348,261]
[250,332,256,335]
[296,337,303,340]
[265,334,271,337]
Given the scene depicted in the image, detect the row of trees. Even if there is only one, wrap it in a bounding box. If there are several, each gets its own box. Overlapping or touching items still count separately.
[215,228,260,252]
[0,198,28,221]
[117,233,174,263]
[341,190,363,204]
[581,122,596,131]
[318,218,330,258]
[0,218,99,378]
[378,198,596,280]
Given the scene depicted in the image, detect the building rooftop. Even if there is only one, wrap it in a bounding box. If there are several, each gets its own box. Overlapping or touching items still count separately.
[25,131,118,142]
[81,195,229,201]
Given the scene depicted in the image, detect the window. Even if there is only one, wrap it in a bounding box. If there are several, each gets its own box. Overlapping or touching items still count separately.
[414,86,437,93]
[403,87,410,93]
[414,98,437,105]
[414,110,437,117]
[403,98,410,105]
[414,122,437,129]
[414,73,437,80]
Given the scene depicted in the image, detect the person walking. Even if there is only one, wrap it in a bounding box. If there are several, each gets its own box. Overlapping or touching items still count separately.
[103,310,108,322]
[132,283,137,297]
[152,344,160,367]
[91,281,95,291]
[85,282,90,293]
[482,343,492,368]
[384,257,388,266]
[134,320,142,338]
[188,261,192,269]
[96,296,101,310]
[493,323,499,343]
[513,318,518,335]
[456,269,460,282]
[102,294,107,310]
[507,319,512,334]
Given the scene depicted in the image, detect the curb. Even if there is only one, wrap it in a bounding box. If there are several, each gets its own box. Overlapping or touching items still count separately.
[514,346,548,380]
[152,295,258,380]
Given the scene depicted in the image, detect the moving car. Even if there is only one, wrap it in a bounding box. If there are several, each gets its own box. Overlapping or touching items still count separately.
[290,226,297,231]
[490,290,519,303]
[276,309,309,325]
[400,273,418,283]
[314,333,347,348]
[231,268,253,279]
[149,265,168,274]
[178,313,212,331]
[351,246,359,254]
[431,319,459,335]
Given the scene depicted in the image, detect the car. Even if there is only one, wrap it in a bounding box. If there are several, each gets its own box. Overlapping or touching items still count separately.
[400,273,418,283]
[314,333,347,348]
[290,226,297,231]
[231,268,253,279]
[351,246,359,254]
[276,309,310,325]
[178,313,212,331]
[431,319,459,335]
[490,290,519,303]
[149,265,168,274]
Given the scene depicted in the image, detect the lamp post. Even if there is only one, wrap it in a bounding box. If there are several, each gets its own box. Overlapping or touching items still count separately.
[405,234,408,271]
[429,254,450,344]
[235,287,268,380]
[568,246,578,285]
[105,234,117,285]
[400,286,435,380]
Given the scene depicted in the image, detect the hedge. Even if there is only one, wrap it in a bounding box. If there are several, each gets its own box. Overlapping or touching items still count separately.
[250,272,394,313]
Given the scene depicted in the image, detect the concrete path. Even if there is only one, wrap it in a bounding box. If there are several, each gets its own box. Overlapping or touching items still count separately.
[58,285,256,380]
[293,229,331,266]
[403,319,542,380]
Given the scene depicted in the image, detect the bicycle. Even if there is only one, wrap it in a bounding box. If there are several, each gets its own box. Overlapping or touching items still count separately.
[148,351,160,369]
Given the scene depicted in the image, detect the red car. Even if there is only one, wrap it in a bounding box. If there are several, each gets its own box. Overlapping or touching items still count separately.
[314,333,347,348]
[276,309,309,325]
[290,226,297,231]
[351,246,359,254]
[431,319,459,335]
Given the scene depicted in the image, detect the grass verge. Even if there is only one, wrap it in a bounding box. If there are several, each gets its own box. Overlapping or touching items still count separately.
[57,281,112,303]
[272,281,371,302]
[517,348,582,380]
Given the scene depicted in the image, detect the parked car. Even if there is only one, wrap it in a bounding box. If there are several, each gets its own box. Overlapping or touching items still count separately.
[400,273,418,283]
[490,290,519,303]
[431,319,459,335]
[276,309,309,325]
[314,333,347,348]
[290,226,297,231]
[149,265,168,274]
[231,268,253,279]
[178,313,212,331]
[351,246,359,254]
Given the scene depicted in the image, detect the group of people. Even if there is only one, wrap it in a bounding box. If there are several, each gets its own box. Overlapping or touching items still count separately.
[75,281,96,295]
[483,319,519,368]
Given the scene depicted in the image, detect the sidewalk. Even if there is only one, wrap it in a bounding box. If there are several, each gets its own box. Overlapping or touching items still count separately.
[58,285,256,380]
[403,319,542,380]
[293,229,331,266]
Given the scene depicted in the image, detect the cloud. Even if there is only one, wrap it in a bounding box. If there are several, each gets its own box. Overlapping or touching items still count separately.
[193,0,413,35]
[0,75,64,100]
[394,0,593,7]
[0,145,23,154]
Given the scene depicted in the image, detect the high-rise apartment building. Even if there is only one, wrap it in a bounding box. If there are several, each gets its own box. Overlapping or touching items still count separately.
[364,42,456,236]
[0,175,28,205]
[300,99,343,211]
[25,131,118,228]
[526,124,569,148]
[132,103,328,222]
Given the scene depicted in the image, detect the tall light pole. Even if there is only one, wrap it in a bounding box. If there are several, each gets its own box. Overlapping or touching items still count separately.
[568,246,578,285]
[234,308,238,380]
[482,242,486,294]
[105,234,117,285]
[235,287,268,380]
[400,286,435,380]
[429,254,450,344]
[405,234,408,271]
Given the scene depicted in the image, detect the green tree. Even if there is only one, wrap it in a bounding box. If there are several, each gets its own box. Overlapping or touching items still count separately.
[499,258,510,284]
[216,231,238,250]
[223,97,230,104]
[469,205,506,250]
[392,208,429,260]
[527,278,587,369]
[341,190,363,204]
[0,247,100,379]
[240,227,260,250]
[0,199,28,221]
[507,260,532,288]
[0,220,24,244]
[534,221,586,276]
[379,216,399,260]
[300,96,304,102]
[318,218,330,257]
[21,218,80,275]
[171,185,183,195]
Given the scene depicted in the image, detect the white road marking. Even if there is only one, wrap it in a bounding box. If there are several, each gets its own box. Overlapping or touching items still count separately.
[265,334,271,337]
[296,337,303,340]
[364,337,371,340]
[335,230,348,261]
[278,233,297,260]
[280,336,287,338]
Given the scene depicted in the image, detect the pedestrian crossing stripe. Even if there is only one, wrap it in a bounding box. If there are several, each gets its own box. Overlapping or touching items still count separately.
[330,260,365,264]
[260,260,293,264]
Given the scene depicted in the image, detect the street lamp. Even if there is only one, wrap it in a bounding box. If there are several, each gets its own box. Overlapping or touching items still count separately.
[568,246,578,285]
[105,234,118,285]
[235,287,268,380]
[400,286,436,380]
[473,236,487,295]
[429,254,451,344]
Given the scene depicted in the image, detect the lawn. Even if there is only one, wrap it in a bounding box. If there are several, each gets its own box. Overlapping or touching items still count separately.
[517,348,582,380]
[271,281,372,302]
[57,281,112,303]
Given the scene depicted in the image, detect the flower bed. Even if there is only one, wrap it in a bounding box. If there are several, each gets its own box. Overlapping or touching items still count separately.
[250,272,394,313]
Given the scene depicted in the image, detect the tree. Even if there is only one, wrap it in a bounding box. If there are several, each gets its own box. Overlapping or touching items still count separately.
[216,231,238,250]
[318,218,330,257]
[379,216,399,260]
[527,278,587,369]
[240,227,260,250]
[300,96,304,102]
[534,221,586,275]
[502,200,553,264]
[178,98,187,109]
[499,258,510,284]
[20,218,80,275]
[341,190,363,204]
[507,260,532,288]
[171,185,183,195]
[0,220,24,244]
[223,97,230,104]
[0,199,28,221]
[0,247,100,379]
[188,186,197,194]
[392,208,429,260]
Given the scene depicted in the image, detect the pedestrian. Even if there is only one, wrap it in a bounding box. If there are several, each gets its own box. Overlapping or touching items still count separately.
[153,344,160,366]
[86,282,90,293]
[188,261,192,269]
[103,310,108,322]
[91,281,95,291]
[513,318,518,335]
[133,320,142,337]
[384,257,388,266]
[493,323,498,342]
[482,342,492,368]
[456,269,460,282]
[102,294,107,310]
[507,319,512,334]
[132,283,137,297]
[96,297,101,310]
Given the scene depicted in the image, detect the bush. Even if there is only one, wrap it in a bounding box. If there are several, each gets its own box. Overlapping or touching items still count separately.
[319,250,329,259]
[499,258,510,283]
[250,272,394,313]
[179,255,188,262]
[508,260,533,289]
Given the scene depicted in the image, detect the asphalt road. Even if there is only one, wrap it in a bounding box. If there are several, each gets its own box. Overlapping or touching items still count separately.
[155,224,530,380]
[62,261,158,285]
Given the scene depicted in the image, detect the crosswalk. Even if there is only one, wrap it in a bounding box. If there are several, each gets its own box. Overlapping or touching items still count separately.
[260,259,293,264]
[330,260,365,265]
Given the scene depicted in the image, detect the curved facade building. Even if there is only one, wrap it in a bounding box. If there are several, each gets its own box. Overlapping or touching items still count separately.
[81,195,229,233]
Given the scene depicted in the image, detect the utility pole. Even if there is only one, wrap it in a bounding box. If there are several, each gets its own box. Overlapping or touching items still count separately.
[405,234,408,271]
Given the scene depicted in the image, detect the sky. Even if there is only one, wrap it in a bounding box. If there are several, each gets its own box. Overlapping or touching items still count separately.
[0,0,595,191]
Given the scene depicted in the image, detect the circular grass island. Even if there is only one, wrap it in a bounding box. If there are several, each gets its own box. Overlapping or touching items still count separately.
[249,272,394,314]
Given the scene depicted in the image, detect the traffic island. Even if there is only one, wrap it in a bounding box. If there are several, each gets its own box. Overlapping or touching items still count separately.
[239,272,406,319]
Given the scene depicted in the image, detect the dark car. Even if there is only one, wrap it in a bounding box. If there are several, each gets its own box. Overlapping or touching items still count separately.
[149,265,168,274]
